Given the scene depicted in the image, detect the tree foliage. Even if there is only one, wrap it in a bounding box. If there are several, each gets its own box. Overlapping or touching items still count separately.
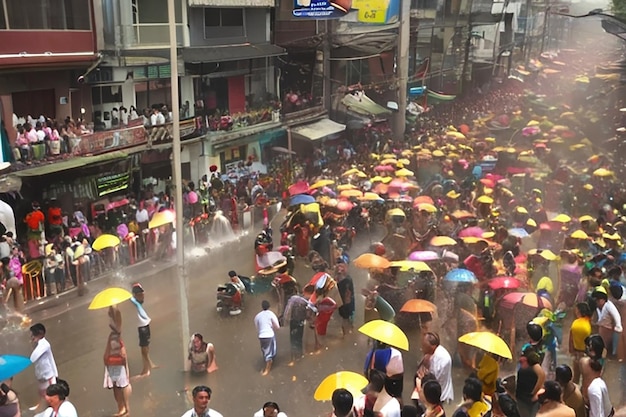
[613,0,626,20]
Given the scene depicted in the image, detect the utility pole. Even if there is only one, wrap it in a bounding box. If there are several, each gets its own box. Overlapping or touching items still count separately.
[323,20,332,112]
[167,0,190,371]
[392,0,411,140]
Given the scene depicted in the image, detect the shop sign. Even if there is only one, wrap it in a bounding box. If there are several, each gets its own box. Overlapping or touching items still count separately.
[96,172,131,196]
[293,0,399,23]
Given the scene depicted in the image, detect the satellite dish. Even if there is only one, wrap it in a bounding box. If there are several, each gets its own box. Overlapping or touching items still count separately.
[0,162,10,172]
[387,101,399,111]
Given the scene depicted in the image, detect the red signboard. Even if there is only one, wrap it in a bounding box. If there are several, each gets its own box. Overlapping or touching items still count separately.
[71,124,148,156]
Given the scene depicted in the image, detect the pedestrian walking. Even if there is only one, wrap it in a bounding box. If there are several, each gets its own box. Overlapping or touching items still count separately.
[103,305,130,417]
[254,300,280,376]
[129,283,156,377]
[181,386,223,417]
[335,261,355,336]
[282,293,315,366]
[568,303,592,385]
[418,332,454,404]
[28,323,58,412]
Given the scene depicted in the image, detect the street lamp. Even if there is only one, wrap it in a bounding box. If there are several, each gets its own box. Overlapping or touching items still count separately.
[167,0,191,371]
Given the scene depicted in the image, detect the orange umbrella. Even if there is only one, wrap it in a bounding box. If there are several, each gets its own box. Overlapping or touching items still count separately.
[340,189,363,198]
[451,210,476,220]
[353,253,391,269]
[430,236,457,246]
[413,196,435,206]
[400,299,437,314]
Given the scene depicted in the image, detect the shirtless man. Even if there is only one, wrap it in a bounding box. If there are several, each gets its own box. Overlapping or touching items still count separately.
[130,283,157,378]
[579,334,604,401]
[537,381,575,417]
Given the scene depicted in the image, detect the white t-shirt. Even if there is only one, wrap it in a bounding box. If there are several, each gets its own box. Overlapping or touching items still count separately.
[150,113,158,126]
[30,337,58,381]
[588,377,612,417]
[34,400,78,417]
[156,112,166,125]
[430,344,454,402]
[254,409,288,417]
[254,309,279,338]
[181,408,223,417]
[136,209,149,224]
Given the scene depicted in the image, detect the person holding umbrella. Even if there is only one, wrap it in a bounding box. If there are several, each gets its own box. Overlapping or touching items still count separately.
[103,305,130,417]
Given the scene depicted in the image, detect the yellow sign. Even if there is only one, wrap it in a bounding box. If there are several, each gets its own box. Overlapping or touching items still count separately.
[354,0,389,23]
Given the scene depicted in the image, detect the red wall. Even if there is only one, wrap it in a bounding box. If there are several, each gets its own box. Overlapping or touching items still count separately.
[228,76,246,114]
[0,31,95,54]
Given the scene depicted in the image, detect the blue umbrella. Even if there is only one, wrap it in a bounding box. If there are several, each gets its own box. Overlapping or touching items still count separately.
[444,268,477,283]
[508,228,530,238]
[0,355,32,381]
[289,194,315,206]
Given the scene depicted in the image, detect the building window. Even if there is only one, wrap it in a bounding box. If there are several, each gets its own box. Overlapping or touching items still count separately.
[4,0,90,30]
[204,8,245,39]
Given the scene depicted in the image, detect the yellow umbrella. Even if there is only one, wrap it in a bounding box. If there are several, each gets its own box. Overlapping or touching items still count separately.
[88,287,133,310]
[401,150,413,156]
[430,236,457,247]
[398,158,411,165]
[337,184,357,191]
[149,210,175,229]
[387,208,406,218]
[461,236,488,244]
[396,168,414,177]
[353,253,391,269]
[370,176,386,183]
[380,177,392,184]
[358,319,409,350]
[458,331,512,359]
[340,189,363,198]
[310,179,335,189]
[447,131,466,140]
[360,192,383,201]
[371,153,381,160]
[579,215,594,222]
[389,260,432,272]
[383,154,396,159]
[528,249,558,261]
[476,195,494,204]
[381,158,398,165]
[432,150,445,158]
[416,203,438,213]
[570,230,589,239]
[551,213,571,223]
[92,234,121,251]
[593,168,614,178]
[342,168,364,177]
[314,371,369,401]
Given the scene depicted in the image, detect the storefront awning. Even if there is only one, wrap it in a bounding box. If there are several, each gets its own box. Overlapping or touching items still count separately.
[291,118,346,141]
[182,44,285,64]
[14,151,128,177]
[341,93,391,119]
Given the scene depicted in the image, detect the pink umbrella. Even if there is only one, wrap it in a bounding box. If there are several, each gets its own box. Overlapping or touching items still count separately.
[288,181,310,196]
[409,251,440,261]
[336,200,354,212]
[374,165,395,172]
[488,276,522,290]
[458,226,485,238]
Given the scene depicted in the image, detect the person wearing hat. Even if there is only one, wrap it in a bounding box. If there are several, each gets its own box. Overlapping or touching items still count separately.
[130,283,157,377]
[591,286,622,355]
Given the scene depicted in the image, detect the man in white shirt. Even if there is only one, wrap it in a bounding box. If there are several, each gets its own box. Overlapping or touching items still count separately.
[254,300,280,376]
[419,332,454,403]
[29,323,58,412]
[586,360,612,417]
[592,287,623,353]
[130,283,156,377]
[150,109,159,126]
[181,385,223,417]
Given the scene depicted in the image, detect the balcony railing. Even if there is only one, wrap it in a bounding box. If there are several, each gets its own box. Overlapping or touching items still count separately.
[120,24,185,48]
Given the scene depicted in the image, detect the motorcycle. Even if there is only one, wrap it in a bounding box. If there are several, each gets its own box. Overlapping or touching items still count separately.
[216,282,243,316]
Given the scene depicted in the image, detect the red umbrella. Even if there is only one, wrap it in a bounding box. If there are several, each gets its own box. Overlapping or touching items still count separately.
[458,226,485,238]
[288,181,310,196]
[488,276,522,290]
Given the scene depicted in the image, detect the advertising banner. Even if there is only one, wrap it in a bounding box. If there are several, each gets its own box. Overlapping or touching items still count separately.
[293,0,399,23]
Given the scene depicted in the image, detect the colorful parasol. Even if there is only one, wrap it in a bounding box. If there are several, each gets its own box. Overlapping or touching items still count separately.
[395,168,414,177]
[430,236,457,247]
[358,319,409,351]
[353,253,391,269]
[310,179,335,189]
[314,371,369,401]
[409,251,440,261]
[592,168,614,178]
[400,299,437,314]
[458,331,512,359]
[488,276,522,290]
[149,210,175,229]
[88,287,133,310]
[288,181,310,196]
[389,260,432,272]
[360,192,383,202]
[444,268,477,283]
[0,355,32,381]
[92,234,121,251]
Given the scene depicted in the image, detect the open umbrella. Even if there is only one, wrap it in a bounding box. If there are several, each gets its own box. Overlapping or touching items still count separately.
[389,260,432,272]
[508,228,530,238]
[92,234,121,251]
[396,168,414,177]
[488,276,522,290]
[336,200,354,212]
[290,194,316,206]
[501,292,552,310]
[337,184,357,191]
[400,299,437,313]
[451,210,476,220]
[570,230,589,239]
[88,287,133,310]
[593,168,614,178]
[528,249,558,261]
[416,203,438,213]
[458,331,513,359]
[381,158,398,165]
[444,268,477,283]
[430,236,457,247]
[314,371,369,401]
[340,189,363,199]
[353,253,391,269]
[149,210,175,229]
[358,319,409,350]
[342,168,365,177]
[360,192,383,202]
[0,355,32,381]
[458,227,485,238]
[413,196,435,206]
[288,181,310,196]
[409,251,440,261]
[374,165,395,172]
[550,213,571,223]
[310,179,335,189]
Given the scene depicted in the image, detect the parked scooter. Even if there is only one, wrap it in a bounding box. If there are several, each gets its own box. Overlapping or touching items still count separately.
[216,282,243,316]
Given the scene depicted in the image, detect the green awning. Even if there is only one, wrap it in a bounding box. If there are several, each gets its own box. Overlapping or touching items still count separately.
[341,93,391,119]
[15,151,128,177]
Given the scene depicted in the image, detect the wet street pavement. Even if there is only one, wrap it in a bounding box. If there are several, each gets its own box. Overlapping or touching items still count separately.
[3,214,626,416]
